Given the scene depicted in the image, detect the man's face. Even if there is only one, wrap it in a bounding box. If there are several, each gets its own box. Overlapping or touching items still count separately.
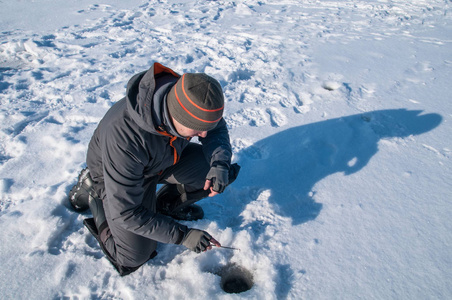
[172,117,208,138]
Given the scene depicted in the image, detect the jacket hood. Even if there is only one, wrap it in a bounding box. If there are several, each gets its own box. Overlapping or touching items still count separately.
[126,63,180,134]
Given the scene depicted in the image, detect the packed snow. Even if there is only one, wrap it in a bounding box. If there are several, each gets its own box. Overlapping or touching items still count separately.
[1,0,451,299]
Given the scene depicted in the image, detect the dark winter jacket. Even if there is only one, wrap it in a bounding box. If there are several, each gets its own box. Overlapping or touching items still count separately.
[86,62,232,244]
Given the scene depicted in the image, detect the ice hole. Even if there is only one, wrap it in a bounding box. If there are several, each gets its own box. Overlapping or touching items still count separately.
[219,263,254,294]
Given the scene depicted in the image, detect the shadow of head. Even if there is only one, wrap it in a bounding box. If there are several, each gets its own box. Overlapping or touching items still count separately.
[234,109,442,225]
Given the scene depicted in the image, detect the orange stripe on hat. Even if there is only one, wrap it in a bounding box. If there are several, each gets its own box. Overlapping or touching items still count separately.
[175,81,222,124]
[180,74,224,113]
[167,72,224,131]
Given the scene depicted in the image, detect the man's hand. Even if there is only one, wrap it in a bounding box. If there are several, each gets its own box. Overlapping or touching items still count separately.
[181,229,221,253]
[204,179,219,197]
[204,163,229,197]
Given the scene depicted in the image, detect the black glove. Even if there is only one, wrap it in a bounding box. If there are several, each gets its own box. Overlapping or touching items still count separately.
[206,163,229,193]
[181,229,212,253]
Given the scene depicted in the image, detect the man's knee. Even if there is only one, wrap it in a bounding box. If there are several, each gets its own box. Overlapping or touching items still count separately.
[110,227,158,269]
[116,245,157,269]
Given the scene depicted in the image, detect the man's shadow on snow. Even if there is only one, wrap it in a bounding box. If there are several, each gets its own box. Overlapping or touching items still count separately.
[228,109,442,226]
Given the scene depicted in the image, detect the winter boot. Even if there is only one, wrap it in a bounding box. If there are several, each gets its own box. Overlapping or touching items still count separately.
[156,184,206,221]
[68,168,95,212]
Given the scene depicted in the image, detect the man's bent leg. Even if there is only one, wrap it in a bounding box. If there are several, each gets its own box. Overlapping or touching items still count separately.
[83,216,157,276]
[78,169,158,276]
[103,215,158,270]
[159,143,240,203]
[156,144,210,220]
[98,177,159,275]
[159,143,211,192]
[157,143,240,219]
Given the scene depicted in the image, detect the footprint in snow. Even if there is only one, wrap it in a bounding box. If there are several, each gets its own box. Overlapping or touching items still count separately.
[266,107,286,128]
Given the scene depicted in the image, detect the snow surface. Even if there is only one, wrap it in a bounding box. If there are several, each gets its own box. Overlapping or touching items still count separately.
[1,0,451,299]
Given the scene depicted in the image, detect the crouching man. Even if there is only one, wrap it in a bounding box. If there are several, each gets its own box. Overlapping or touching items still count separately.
[69,62,240,276]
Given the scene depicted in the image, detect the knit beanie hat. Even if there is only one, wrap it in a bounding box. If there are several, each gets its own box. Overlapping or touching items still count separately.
[167,73,224,131]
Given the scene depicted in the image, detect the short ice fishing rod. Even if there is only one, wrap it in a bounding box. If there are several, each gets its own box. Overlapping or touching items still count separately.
[212,244,241,251]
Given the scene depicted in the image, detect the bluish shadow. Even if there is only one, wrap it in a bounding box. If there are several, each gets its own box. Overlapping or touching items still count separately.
[232,109,442,226]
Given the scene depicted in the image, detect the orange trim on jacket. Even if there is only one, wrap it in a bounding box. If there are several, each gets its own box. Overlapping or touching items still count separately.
[155,129,179,165]
[153,62,180,78]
